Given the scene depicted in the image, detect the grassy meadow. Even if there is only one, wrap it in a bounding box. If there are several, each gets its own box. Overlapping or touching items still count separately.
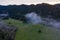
[3,19,60,40]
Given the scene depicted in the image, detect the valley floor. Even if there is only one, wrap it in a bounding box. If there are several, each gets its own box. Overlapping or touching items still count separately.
[3,19,60,40]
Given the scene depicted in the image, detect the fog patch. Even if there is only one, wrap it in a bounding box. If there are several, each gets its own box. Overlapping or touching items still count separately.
[25,12,42,24]
[25,12,60,28]
[42,18,60,28]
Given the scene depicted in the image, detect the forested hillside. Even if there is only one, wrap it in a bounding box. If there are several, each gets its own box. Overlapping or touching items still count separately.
[0,3,60,20]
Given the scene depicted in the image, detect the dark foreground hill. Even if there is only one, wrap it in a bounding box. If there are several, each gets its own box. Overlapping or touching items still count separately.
[0,21,17,40]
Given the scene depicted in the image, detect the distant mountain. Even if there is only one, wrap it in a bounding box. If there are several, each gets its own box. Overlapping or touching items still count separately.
[0,3,60,20]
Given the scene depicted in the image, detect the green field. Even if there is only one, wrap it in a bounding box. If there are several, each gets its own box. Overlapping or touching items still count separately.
[4,19,60,40]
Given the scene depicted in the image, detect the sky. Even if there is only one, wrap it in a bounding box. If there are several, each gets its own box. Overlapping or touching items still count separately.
[0,0,60,5]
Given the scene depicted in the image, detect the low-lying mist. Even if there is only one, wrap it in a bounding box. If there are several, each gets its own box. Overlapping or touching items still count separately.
[25,12,60,28]
[25,12,42,24]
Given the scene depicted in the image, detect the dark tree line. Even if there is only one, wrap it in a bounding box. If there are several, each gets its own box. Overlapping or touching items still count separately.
[0,3,60,20]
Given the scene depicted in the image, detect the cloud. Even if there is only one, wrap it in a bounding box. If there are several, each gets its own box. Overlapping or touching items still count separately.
[0,0,60,5]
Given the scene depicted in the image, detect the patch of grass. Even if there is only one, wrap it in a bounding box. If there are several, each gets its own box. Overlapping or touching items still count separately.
[4,19,60,40]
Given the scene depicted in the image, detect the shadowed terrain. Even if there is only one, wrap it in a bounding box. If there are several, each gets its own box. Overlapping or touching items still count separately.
[0,21,17,40]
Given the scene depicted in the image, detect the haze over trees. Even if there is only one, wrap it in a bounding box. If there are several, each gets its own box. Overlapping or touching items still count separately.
[0,3,60,21]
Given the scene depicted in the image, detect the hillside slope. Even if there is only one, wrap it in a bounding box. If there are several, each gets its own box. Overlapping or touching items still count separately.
[4,19,60,40]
